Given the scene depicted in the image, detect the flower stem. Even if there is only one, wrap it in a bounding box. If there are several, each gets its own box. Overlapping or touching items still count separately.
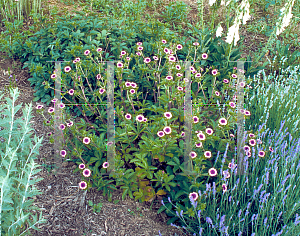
[118,77,129,114]
[126,90,136,113]
[70,96,102,137]
[226,42,233,69]
[63,132,86,164]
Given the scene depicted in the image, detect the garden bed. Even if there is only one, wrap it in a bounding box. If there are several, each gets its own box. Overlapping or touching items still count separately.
[1,0,300,235]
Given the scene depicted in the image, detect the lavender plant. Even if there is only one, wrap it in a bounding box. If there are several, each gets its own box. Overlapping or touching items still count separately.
[160,120,300,235]
[244,59,300,146]
[0,87,47,235]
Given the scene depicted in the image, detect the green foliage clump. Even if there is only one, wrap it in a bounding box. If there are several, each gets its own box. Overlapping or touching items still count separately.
[0,87,47,235]
[245,58,300,145]
[160,1,190,24]
[37,24,271,228]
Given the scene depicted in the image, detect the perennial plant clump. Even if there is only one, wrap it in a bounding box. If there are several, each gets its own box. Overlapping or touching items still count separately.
[244,61,300,147]
[0,88,47,235]
[35,35,272,230]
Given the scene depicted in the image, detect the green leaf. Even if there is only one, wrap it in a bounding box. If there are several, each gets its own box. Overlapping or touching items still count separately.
[157,202,172,215]
[95,160,101,169]
[166,153,173,158]
[166,175,175,182]
[166,216,178,225]
[165,185,171,191]
[175,190,186,199]
[122,188,128,200]
[118,132,135,137]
